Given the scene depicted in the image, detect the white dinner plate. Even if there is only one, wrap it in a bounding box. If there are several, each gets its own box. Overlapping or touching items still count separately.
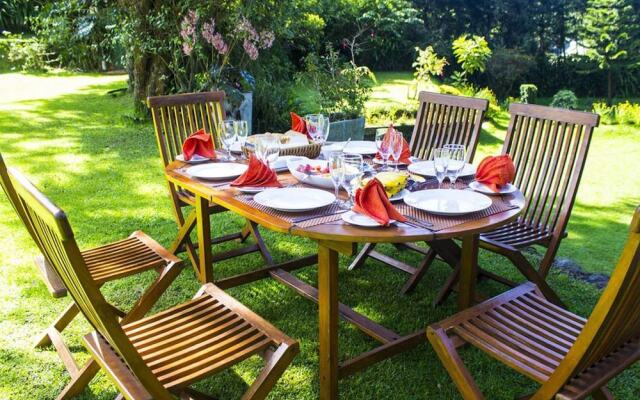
[186,163,248,181]
[272,155,298,171]
[176,154,212,164]
[408,160,476,178]
[403,189,492,216]
[236,186,267,194]
[342,141,378,155]
[389,189,410,202]
[341,211,395,227]
[468,181,517,196]
[253,188,336,212]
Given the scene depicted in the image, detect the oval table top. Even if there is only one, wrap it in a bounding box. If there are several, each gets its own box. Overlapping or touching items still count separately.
[164,160,525,244]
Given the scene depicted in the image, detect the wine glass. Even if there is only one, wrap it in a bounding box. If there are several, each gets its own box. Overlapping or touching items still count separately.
[305,114,330,145]
[443,144,466,189]
[390,130,404,172]
[235,120,249,158]
[340,153,363,208]
[220,120,237,161]
[375,128,392,171]
[432,148,450,189]
[256,135,280,169]
[328,151,344,206]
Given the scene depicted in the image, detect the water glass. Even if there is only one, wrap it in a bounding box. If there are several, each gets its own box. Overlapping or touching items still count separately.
[255,135,280,168]
[443,144,466,189]
[375,128,392,170]
[220,120,237,161]
[328,151,344,206]
[432,148,450,189]
[305,114,330,144]
[390,130,404,171]
[340,153,364,208]
[235,120,249,157]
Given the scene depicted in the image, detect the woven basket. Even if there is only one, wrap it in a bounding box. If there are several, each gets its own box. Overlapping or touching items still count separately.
[242,133,322,159]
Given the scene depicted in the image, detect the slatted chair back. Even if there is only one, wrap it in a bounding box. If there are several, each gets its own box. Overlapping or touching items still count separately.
[539,206,640,395]
[148,91,226,166]
[9,168,172,399]
[502,103,599,247]
[409,91,489,161]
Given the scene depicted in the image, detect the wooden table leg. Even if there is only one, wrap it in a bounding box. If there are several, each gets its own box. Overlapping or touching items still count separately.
[195,195,213,283]
[458,234,479,310]
[318,242,339,400]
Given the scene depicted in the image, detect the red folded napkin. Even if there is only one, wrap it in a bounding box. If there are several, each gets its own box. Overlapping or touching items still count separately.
[182,129,216,161]
[231,155,282,188]
[375,125,412,164]
[290,112,311,140]
[475,155,516,192]
[353,178,407,226]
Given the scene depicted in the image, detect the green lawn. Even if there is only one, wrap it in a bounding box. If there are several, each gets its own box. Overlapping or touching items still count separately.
[0,72,639,399]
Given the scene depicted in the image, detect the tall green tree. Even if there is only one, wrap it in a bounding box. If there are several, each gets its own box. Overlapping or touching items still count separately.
[580,0,640,104]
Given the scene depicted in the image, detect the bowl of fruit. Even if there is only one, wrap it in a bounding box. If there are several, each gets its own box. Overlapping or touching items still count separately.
[287,157,335,189]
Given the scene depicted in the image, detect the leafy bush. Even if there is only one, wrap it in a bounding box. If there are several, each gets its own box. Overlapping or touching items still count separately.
[452,34,492,82]
[519,84,538,104]
[412,45,447,83]
[502,96,519,110]
[474,87,500,120]
[550,89,578,109]
[592,102,617,125]
[2,32,48,71]
[617,101,640,125]
[366,102,418,126]
[298,47,375,120]
[485,48,534,98]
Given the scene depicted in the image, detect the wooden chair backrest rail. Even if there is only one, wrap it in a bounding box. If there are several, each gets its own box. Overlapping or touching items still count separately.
[147,91,226,166]
[9,167,173,399]
[537,206,640,397]
[502,103,599,238]
[410,91,489,162]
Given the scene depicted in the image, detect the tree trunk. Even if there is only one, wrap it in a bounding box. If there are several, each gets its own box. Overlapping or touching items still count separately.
[119,0,168,115]
[607,69,613,106]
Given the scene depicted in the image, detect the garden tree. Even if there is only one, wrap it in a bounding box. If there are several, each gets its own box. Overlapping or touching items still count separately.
[451,34,492,84]
[580,0,640,104]
[412,45,448,83]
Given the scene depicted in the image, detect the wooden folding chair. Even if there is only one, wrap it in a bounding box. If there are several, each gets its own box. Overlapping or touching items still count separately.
[427,205,640,400]
[147,91,273,274]
[349,91,489,285]
[10,163,298,400]
[0,154,183,364]
[410,103,599,305]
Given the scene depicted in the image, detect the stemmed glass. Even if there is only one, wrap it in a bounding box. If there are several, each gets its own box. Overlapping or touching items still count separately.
[235,120,249,158]
[328,151,344,206]
[220,120,237,161]
[375,128,392,171]
[305,114,330,145]
[432,148,450,189]
[255,135,280,169]
[390,130,404,172]
[340,153,363,208]
[443,144,466,189]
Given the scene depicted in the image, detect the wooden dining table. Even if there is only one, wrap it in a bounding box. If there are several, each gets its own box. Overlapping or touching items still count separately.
[164,157,525,399]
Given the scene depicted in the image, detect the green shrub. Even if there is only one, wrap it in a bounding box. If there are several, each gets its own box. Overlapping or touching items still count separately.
[365,102,418,126]
[412,45,447,83]
[617,101,640,125]
[592,102,617,125]
[485,48,535,98]
[502,96,519,110]
[519,84,538,104]
[438,84,462,96]
[474,87,500,120]
[550,89,578,109]
[2,33,48,71]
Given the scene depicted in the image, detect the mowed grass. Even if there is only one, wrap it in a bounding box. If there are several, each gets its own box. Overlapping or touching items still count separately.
[0,72,639,399]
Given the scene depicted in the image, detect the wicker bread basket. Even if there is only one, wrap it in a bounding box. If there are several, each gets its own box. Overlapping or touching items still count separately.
[242,132,322,159]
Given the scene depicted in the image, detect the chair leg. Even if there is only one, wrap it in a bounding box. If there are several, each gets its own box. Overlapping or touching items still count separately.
[592,386,614,400]
[34,302,79,348]
[433,263,461,306]
[241,342,299,400]
[506,251,564,307]
[401,248,437,294]
[348,243,376,271]
[246,220,273,265]
[426,327,484,400]
[56,359,100,400]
